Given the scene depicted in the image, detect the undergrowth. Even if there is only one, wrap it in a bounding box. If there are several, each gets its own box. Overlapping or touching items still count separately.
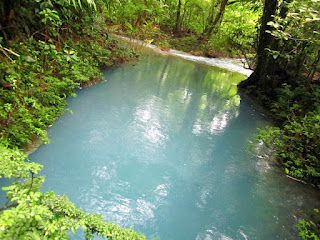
[0,35,136,149]
[255,83,320,188]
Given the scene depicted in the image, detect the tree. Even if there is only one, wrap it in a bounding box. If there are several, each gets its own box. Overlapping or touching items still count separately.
[202,0,228,37]
[238,0,282,95]
[238,0,320,95]
[174,0,182,34]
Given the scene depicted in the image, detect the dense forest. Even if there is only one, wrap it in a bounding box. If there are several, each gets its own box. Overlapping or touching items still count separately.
[0,0,319,239]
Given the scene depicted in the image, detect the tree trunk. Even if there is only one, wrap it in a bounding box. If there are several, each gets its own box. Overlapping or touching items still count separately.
[238,0,287,96]
[174,0,182,35]
[203,0,218,36]
[0,0,14,41]
[180,0,190,30]
[309,50,320,80]
[203,0,227,37]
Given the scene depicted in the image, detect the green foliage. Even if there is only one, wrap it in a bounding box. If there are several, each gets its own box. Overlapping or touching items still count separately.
[253,77,320,239]
[258,114,320,185]
[168,35,204,52]
[103,0,167,30]
[266,0,320,79]
[244,1,320,238]
[256,82,320,187]
[242,0,320,193]
[0,35,133,148]
[40,8,61,26]
[209,2,261,57]
[0,145,42,179]
[271,83,320,120]
[0,190,148,239]
[1,0,317,239]
[0,145,148,239]
[296,209,320,240]
[102,0,261,58]
[0,0,145,239]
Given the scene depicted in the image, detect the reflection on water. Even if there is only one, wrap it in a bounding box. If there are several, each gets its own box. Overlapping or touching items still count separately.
[27,51,320,239]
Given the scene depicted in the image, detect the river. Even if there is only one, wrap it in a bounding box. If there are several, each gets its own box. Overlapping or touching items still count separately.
[28,50,319,239]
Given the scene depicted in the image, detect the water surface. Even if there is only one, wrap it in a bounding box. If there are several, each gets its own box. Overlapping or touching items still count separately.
[29,51,319,239]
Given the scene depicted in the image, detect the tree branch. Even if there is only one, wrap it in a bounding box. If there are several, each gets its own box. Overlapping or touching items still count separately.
[0,203,18,212]
[28,171,35,194]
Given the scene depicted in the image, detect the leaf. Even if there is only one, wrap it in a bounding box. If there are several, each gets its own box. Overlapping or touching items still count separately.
[25,56,36,62]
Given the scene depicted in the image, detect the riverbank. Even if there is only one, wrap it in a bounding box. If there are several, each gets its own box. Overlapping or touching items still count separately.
[116,35,253,77]
[0,34,137,150]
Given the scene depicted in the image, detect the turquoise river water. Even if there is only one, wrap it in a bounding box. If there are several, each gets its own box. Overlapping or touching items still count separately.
[26,51,319,239]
